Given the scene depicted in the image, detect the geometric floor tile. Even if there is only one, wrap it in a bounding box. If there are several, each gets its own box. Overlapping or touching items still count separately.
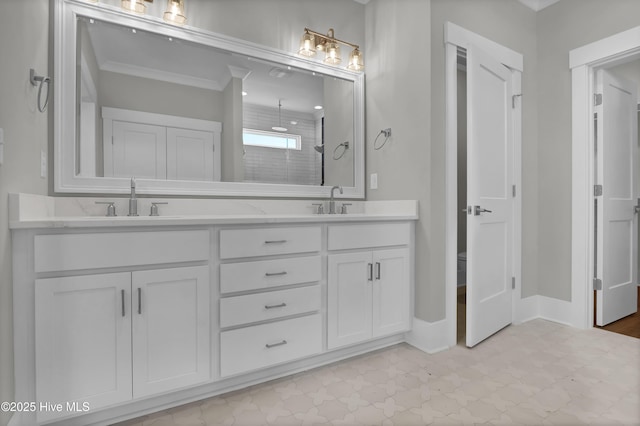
[114,320,640,426]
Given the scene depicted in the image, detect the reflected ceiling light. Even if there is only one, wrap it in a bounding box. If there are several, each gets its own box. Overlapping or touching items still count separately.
[272,100,288,132]
[242,91,248,96]
[297,27,363,72]
[121,0,149,15]
[314,105,323,110]
[164,0,187,26]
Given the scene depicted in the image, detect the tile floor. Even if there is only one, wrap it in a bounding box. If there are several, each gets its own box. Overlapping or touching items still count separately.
[116,320,640,425]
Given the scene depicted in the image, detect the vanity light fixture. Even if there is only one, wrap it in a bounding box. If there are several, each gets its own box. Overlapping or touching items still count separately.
[298,28,364,71]
[272,100,288,132]
[163,0,187,26]
[121,0,151,15]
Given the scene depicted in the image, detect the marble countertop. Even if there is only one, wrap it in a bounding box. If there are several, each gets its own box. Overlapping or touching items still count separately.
[9,193,419,229]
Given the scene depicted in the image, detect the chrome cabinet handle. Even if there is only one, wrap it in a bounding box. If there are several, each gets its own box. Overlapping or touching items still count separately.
[265,240,287,244]
[265,302,287,310]
[474,205,492,215]
[121,289,125,317]
[375,262,381,280]
[265,271,287,277]
[137,288,142,315]
[265,340,287,349]
[368,263,373,281]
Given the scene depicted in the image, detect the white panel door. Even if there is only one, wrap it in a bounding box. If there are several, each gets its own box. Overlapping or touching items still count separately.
[328,252,373,349]
[595,69,638,326]
[35,273,132,422]
[109,120,167,179]
[372,248,411,337]
[166,127,220,181]
[466,45,514,348]
[132,266,210,397]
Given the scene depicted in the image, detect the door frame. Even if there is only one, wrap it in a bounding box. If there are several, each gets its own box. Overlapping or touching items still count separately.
[444,22,523,348]
[569,26,640,329]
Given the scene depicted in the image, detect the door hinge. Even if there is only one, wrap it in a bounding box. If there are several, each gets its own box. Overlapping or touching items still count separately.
[511,277,516,289]
[593,278,602,291]
[512,185,516,198]
[512,94,522,109]
[594,184,603,196]
[594,93,603,106]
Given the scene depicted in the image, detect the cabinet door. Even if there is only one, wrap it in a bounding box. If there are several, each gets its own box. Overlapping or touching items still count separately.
[106,120,167,179]
[35,273,132,422]
[132,266,210,398]
[327,252,373,349]
[166,127,220,181]
[372,248,411,337]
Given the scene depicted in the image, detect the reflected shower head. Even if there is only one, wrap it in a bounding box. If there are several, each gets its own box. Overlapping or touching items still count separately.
[314,145,324,153]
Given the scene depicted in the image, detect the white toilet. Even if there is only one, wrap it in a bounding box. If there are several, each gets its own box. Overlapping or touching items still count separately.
[457,252,467,287]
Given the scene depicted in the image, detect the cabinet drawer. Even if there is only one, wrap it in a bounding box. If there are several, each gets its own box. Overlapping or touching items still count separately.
[219,226,321,259]
[220,285,320,328]
[328,223,410,251]
[220,314,321,377]
[220,255,321,294]
[34,230,210,273]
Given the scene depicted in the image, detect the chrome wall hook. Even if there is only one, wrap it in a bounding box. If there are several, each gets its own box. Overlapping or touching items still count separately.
[30,68,51,112]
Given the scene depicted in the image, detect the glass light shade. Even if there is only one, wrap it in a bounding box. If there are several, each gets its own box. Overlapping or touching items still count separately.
[164,0,187,26]
[121,0,146,14]
[324,41,341,65]
[347,48,364,71]
[298,32,316,57]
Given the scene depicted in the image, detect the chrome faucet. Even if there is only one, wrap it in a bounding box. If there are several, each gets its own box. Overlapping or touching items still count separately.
[128,177,138,216]
[329,185,343,214]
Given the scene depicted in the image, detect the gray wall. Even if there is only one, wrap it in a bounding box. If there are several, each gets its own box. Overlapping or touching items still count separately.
[536,0,640,301]
[457,69,467,254]
[365,0,432,320]
[429,0,539,319]
[0,1,50,425]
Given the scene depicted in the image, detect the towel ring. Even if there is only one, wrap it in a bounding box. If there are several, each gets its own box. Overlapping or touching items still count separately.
[30,69,51,113]
[332,141,349,160]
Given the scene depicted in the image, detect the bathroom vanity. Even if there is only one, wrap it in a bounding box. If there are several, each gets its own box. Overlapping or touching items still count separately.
[10,194,417,426]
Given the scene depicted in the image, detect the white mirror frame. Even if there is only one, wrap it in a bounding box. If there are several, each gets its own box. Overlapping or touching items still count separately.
[53,0,365,198]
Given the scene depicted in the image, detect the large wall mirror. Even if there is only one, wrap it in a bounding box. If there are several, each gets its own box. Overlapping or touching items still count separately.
[54,0,364,198]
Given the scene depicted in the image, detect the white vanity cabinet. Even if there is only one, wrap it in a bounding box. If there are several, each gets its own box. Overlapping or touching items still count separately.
[35,273,132,422]
[10,200,416,426]
[218,226,323,377]
[16,229,212,423]
[327,223,412,350]
[35,266,210,422]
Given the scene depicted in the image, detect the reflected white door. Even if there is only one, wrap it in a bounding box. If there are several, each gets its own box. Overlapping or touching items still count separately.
[108,121,167,179]
[466,45,514,348]
[166,128,219,181]
[595,69,638,326]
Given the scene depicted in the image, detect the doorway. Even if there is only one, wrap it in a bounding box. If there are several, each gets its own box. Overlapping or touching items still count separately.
[569,26,640,330]
[593,60,640,338]
[444,22,523,349]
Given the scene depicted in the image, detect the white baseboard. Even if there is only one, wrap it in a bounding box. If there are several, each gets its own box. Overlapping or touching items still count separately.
[514,295,539,324]
[405,317,449,354]
[537,295,574,326]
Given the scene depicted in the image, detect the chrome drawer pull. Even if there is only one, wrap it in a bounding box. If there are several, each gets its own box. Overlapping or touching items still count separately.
[265,271,287,277]
[265,302,287,310]
[265,240,287,244]
[375,262,381,280]
[367,263,373,281]
[137,288,142,315]
[265,340,288,349]
[121,289,125,317]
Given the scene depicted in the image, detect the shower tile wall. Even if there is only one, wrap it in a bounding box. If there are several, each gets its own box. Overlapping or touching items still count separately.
[243,104,321,185]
